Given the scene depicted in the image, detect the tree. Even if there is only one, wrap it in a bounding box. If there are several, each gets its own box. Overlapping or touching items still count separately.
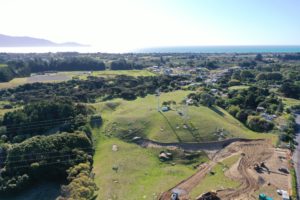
[256,72,282,81]
[280,82,300,99]
[247,116,274,132]
[244,93,257,108]
[240,70,254,81]
[58,162,98,200]
[255,53,263,61]
[227,105,240,116]
[200,93,215,107]
[235,110,248,123]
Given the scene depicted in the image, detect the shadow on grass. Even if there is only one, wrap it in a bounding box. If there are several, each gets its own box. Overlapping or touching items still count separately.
[4,181,61,200]
[210,106,225,117]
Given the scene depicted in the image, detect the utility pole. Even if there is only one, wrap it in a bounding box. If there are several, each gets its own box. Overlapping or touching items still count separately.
[156,88,160,112]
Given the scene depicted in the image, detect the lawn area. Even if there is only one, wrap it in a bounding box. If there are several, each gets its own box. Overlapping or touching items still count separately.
[189,155,241,198]
[91,70,156,77]
[0,101,18,118]
[93,137,199,200]
[90,90,276,143]
[280,97,300,107]
[228,85,250,91]
[69,70,156,80]
[0,64,8,68]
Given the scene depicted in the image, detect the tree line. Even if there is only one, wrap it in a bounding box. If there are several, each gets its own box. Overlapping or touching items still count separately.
[0,100,99,198]
[0,57,150,82]
[0,75,188,103]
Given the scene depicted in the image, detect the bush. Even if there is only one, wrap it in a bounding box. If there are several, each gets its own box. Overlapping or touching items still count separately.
[57,162,98,200]
[90,115,102,128]
[200,93,215,107]
[235,110,248,123]
[247,116,274,132]
[227,105,240,116]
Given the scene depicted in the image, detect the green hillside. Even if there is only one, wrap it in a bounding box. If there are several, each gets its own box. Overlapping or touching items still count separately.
[91,90,275,143]
[93,138,202,200]
[91,90,276,199]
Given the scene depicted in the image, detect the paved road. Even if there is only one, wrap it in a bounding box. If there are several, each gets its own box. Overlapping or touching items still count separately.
[293,114,300,200]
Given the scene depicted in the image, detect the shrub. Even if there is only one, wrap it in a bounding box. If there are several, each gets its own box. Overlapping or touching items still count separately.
[200,93,215,107]
[227,105,240,116]
[235,110,248,123]
[247,116,274,132]
[58,162,98,200]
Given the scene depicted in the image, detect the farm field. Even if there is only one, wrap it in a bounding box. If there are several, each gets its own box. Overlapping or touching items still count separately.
[0,70,155,89]
[0,77,28,89]
[93,137,204,200]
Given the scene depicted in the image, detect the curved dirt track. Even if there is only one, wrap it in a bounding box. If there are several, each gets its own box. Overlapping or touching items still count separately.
[158,139,273,200]
[217,141,273,200]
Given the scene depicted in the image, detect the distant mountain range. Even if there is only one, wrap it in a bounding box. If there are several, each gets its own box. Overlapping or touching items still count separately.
[0,34,87,47]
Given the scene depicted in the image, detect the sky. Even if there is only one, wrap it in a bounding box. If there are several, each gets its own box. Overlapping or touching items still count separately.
[1,0,300,52]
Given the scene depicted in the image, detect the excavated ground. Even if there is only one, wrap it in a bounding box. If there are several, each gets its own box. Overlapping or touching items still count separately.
[158,140,290,200]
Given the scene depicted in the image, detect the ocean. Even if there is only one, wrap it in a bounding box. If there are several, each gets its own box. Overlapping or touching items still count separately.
[137,46,300,53]
[0,46,300,54]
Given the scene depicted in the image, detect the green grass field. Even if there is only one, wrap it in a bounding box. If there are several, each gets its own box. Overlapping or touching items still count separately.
[91,90,275,143]
[91,90,276,199]
[190,155,240,198]
[0,70,156,89]
[280,97,300,107]
[0,64,8,68]
[228,85,250,91]
[68,70,156,80]
[0,77,28,89]
[0,101,18,118]
[93,137,201,200]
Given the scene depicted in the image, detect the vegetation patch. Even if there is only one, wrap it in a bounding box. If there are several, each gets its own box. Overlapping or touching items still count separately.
[93,138,200,200]
[91,91,274,143]
[189,155,240,198]
[228,85,249,91]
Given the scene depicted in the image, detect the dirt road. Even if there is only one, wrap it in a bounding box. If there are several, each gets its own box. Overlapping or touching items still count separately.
[158,140,274,200]
[217,141,273,200]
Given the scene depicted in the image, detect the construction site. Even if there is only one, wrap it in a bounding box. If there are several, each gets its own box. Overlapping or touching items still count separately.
[158,139,292,200]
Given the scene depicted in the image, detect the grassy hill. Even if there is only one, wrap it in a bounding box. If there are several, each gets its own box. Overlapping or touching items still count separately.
[91,90,275,143]
[91,90,276,199]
